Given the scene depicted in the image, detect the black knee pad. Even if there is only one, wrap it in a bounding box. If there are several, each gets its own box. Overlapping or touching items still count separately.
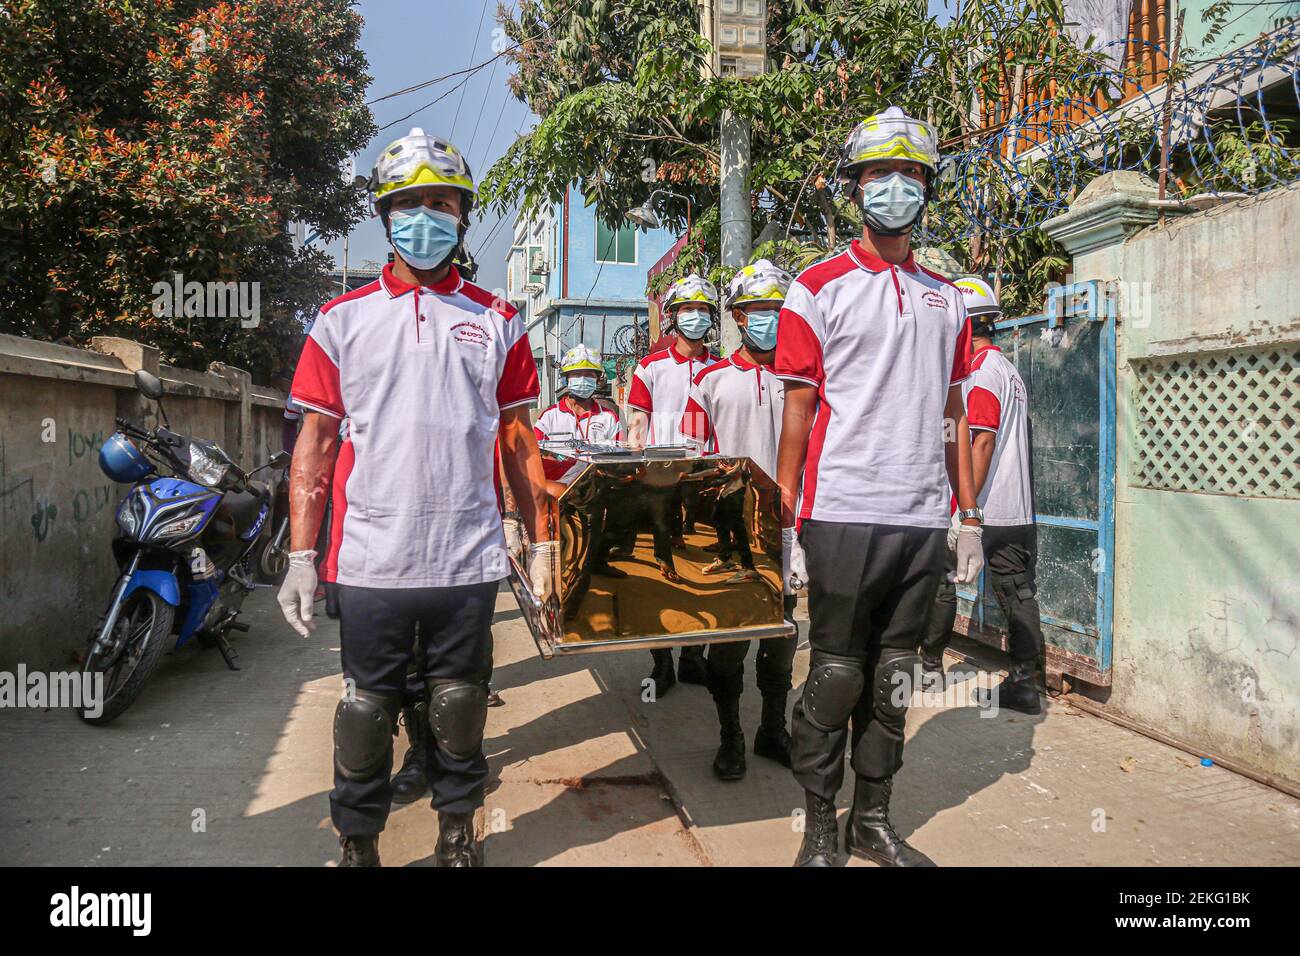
[334,688,401,780]
[426,678,488,762]
[874,649,921,719]
[802,650,866,732]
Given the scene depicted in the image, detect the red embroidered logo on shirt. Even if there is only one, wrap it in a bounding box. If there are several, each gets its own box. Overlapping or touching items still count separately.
[923,291,949,310]
[450,321,492,348]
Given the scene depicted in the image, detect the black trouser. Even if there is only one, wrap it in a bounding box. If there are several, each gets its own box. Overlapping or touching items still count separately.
[920,523,1045,669]
[712,490,753,568]
[791,520,946,797]
[643,485,677,569]
[402,629,496,705]
[920,547,958,663]
[706,595,798,700]
[332,581,496,835]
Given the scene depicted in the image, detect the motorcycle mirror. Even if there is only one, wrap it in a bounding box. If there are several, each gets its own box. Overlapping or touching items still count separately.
[269,451,292,471]
[134,369,164,400]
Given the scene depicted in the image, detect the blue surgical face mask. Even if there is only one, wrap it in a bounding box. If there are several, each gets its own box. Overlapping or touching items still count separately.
[566,376,598,400]
[741,308,779,351]
[860,172,926,233]
[675,308,712,340]
[389,206,461,271]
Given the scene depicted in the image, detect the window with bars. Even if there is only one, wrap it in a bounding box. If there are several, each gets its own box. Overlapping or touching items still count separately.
[1130,346,1299,499]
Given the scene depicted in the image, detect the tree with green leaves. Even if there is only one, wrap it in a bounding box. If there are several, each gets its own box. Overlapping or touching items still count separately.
[481,0,1108,315]
[0,0,374,380]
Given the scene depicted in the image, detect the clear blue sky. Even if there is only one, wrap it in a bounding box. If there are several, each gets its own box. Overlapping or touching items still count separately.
[326,0,958,291]
[323,1,534,293]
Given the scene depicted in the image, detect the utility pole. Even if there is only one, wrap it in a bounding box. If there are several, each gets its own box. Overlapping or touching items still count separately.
[702,0,765,354]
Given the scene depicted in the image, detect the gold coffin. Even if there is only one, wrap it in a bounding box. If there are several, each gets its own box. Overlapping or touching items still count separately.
[508,444,793,659]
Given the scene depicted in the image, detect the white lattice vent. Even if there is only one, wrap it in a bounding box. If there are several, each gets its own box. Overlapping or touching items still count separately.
[1131,345,1299,499]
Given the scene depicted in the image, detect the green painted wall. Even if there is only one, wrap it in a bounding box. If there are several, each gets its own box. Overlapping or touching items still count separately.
[1070,181,1300,786]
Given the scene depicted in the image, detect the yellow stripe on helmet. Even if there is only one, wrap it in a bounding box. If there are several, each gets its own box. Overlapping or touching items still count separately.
[375,163,476,200]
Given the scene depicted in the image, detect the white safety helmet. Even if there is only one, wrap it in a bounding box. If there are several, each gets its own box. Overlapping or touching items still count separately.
[725,259,792,311]
[954,276,1002,319]
[365,127,476,219]
[836,106,939,200]
[560,344,604,377]
[662,274,718,314]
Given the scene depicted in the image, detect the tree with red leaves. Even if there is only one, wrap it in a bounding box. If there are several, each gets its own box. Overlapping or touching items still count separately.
[0,0,374,379]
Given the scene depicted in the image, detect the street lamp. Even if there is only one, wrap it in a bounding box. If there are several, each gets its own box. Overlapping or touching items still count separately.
[625,189,693,233]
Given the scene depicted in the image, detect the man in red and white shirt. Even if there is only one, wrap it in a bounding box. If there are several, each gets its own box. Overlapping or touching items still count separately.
[534,345,623,484]
[626,274,719,694]
[681,259,797,781]
[532,345,626,580]
[921,277,1044,715]
[277,129,552,868]
[776,107,983,867]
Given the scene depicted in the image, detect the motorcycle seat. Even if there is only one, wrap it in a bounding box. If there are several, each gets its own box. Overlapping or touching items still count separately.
[223,488,268,536]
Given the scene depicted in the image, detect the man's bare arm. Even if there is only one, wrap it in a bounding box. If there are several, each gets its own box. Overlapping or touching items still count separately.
[499,406,552,543]
[777,382,817,527]
[944,385,979,523]
[288,411,339,552]
[626,408,649,449]
[971,430,996,498]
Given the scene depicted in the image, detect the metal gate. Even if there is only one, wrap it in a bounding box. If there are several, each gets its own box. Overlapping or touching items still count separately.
[954,280,1116,687]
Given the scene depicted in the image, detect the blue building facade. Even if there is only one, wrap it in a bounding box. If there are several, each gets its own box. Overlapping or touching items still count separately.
[507,183,679,407]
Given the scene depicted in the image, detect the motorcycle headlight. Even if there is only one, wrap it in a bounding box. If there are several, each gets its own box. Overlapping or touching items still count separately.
[151,512,206,542]
[116,499,140,537]
[188,441,232,488]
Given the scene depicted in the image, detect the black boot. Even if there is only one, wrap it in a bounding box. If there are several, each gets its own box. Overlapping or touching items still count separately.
[793,791,839,866]
[435,811,482,867]
[976,665,1042,715]
[338,834,380,867]
[711,696,746,780]
[391,703,430,805]
[753,692,792,767]
[647,649,676,699]
[677,645,708,685]
[844,775,935,867]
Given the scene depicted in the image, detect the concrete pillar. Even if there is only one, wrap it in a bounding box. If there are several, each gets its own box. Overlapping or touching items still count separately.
[719,110,751,355]
[208,362,253,469]
[89,336,160,430]
[1041,170,1187,266]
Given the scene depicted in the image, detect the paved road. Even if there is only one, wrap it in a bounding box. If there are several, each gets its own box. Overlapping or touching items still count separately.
[2,587,1297,866]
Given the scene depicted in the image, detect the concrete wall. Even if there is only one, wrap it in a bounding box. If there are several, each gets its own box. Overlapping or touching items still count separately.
[0,334,287,672]
[1072,183,1300,786]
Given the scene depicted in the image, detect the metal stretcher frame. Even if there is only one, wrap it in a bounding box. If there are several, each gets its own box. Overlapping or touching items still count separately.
[509,446,795,660]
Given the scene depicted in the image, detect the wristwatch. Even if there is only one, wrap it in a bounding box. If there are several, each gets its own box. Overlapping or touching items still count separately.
[956,507,984,524]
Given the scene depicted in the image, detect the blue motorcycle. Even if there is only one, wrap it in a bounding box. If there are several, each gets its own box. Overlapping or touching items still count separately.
[81,369,291,724]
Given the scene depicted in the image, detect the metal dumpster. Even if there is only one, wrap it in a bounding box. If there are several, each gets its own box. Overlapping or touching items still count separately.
[508,443,793,659]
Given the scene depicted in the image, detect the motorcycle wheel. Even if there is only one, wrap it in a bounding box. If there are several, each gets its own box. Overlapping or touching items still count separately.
[80,590,174,726]
[257,537,289,584]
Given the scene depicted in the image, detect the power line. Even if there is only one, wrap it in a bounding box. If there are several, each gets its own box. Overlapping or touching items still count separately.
[450,2,491,142]
[364,0,580,108]
[465,55,504,161]
[472,106,535,260]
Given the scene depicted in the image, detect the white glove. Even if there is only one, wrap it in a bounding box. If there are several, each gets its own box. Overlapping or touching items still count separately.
[278,549,318,638]
[781,526,808,594]
[947,510,961,553]
[527,540,558,603]
[948,525,985,585]
[502,515,525,562]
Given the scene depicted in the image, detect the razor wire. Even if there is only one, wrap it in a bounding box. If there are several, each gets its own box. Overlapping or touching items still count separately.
[917,19,1300,243]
